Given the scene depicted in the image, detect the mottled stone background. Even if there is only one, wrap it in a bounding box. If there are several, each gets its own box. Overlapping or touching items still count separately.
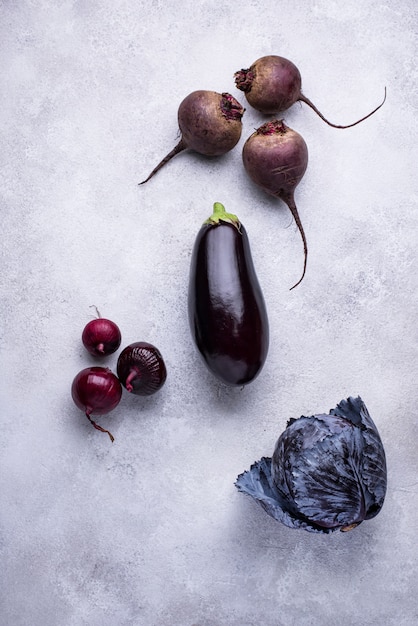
[1,1,417,624]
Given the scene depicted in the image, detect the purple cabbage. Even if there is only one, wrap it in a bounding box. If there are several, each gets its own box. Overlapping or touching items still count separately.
[235,396,387,534]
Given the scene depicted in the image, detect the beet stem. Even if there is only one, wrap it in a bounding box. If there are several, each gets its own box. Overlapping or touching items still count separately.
[86,413,115,443]
[299,87,386,129]
[281,192,307,290]
[139,139,186,184]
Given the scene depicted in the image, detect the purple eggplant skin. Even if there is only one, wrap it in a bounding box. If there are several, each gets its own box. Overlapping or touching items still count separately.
[188,202,269,386]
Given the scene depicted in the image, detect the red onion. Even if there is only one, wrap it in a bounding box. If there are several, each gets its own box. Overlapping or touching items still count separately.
[82,317,122,356]
[71,367,122,442]
[117,342,167,395]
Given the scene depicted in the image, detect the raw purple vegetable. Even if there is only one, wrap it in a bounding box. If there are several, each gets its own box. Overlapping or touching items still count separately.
[235,55,386,127]
[236,396,387,534]
[71,367,122,442]
[140,91,244,184]
[82,310,121,357]
[188,202,269,386]
[117,342,167,395]
[242,119,308,289]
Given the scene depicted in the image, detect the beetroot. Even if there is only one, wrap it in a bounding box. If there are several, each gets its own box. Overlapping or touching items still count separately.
[140,90,245,184]
[235,55,386,128]
[242,120,308,289]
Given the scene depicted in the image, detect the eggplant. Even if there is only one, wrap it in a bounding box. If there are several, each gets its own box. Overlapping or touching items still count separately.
[188,202,269,386]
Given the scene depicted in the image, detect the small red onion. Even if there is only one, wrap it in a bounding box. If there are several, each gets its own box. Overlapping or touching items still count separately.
[117,342,167,396]
[82,317,122,356]
[71,367,122,442]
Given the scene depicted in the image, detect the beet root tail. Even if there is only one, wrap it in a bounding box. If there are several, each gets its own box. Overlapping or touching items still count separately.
[139,139,186,184]
[281,192,308,290]
[299,87,386,129]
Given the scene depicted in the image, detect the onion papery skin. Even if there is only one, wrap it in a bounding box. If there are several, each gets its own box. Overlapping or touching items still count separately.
[71,367,122,414]
[117,342,167,396]
[71,367,122,442]
[82,318,122,356]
